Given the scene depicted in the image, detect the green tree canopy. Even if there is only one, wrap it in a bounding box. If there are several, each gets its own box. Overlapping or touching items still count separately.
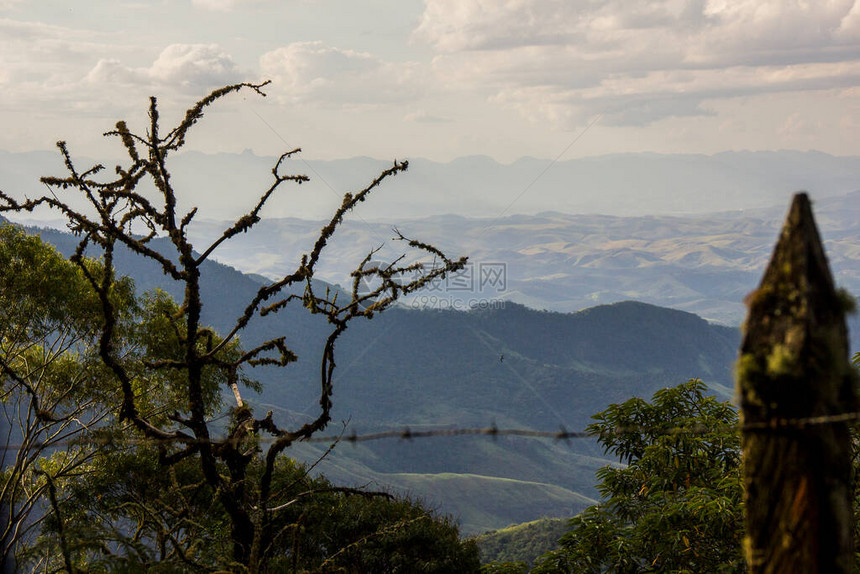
[533,379,744,574]
[0,222,138,569]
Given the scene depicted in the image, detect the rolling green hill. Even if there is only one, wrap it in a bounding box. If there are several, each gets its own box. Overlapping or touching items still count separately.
[383,473,593,536]
[476,518,569,565]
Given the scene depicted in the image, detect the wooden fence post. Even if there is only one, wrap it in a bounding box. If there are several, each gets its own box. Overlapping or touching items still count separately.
[737,192,856,573]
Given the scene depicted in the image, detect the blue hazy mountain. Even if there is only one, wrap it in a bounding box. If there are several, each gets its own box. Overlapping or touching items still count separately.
[4,149,860,222]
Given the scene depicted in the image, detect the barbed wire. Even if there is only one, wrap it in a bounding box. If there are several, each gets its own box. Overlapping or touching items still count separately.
[4,426,587,452]
[4,410,860,452]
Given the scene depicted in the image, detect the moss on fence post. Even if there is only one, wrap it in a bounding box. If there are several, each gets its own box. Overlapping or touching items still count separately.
[738,192,856,573]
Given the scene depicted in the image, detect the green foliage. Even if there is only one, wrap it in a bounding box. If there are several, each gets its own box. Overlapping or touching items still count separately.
[0,222,138,568]
[27,443,478,572]
[0,223,121,336]
[476,518,567,566]
[280,473,480,573]
[481,561,530,574]
[533,380,744,574]
[129,289,256,421]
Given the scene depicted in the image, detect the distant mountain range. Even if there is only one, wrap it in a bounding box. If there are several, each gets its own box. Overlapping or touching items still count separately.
[6,149,859,326]
[175,189,860,331]
[4,148,860,221]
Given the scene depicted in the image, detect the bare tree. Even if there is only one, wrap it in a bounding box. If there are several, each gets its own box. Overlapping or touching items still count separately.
[0,81,466,571]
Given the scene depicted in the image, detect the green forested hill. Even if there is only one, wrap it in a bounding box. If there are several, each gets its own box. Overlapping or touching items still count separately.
[320,301,739,428]
[476,518,569,565]
[29,224,742,534]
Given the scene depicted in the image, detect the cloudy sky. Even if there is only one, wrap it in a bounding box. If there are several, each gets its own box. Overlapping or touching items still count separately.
[2,0,860,163]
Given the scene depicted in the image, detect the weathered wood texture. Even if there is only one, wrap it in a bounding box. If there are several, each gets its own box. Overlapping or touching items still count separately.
[738,192,856,573]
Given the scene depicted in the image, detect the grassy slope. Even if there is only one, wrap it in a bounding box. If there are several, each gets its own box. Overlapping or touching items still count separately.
[475,517,569,565]
[378,473,595,536]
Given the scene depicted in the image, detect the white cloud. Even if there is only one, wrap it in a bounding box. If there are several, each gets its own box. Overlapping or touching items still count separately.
[0,0,23,10]
[86,58,146,85]
[260,41,422,106]
[0,29,245,129]
[415,0,860,126]
[404,110,452,123]
[80,44,243,95]
[691,0,858,66]
[191,0,277,12]
[191,0,265,11]
[148,44,239,87]
[414,0,591,52]
[0,18,108,83]
[837,1,860,37]
[192,0,238,10]
[778,111,821,137]
[0,18,142,119]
